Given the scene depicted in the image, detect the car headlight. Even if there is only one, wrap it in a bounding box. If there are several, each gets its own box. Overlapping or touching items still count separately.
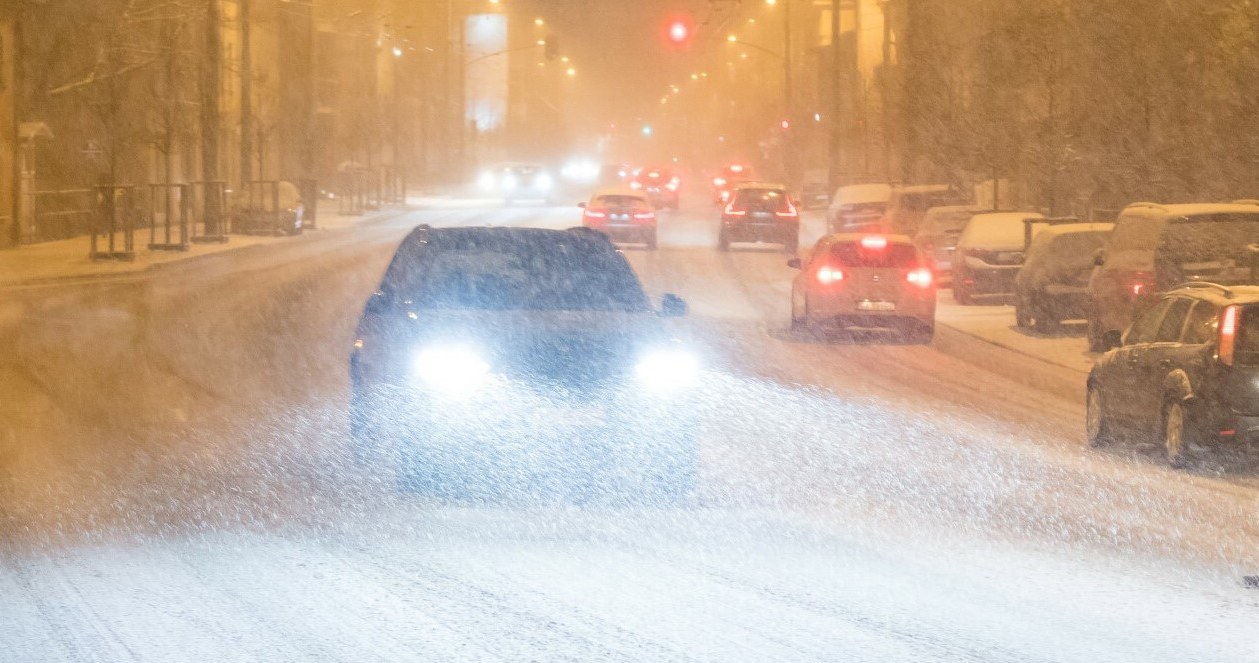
[503,174,519,190]
[412,345,491,393]
[478,171,496,191]
[535,173,554,191]
[635,347,699,391]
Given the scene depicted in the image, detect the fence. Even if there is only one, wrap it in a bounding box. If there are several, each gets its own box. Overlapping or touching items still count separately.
[88,185,140,261]
[148,183,190,251]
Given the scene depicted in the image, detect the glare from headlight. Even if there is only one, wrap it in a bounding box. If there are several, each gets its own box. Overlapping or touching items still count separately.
[412,345,491,393]
[478,171,496,191]
[635,348,699,391]
[503,174,519,190]
[536,173,554,191]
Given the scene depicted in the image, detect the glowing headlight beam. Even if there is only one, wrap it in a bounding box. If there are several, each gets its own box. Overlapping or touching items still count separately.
[635,348,700,391]
[412,346,491,393]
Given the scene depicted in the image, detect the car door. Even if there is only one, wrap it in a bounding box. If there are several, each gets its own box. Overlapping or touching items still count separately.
[1107,298,1172,421]
[1132,297,1194,425]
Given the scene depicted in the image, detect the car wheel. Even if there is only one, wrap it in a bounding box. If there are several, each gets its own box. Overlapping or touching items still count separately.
[1085,383,1115,448]
[1163,399,1193,468]
[783,234,799,254]
[953,283,973,305]
[1087,317,1106,352]
[1031,298,1057,333]
[1014,301,1031,328]
[717,229,730,252]
[646,230,659,250]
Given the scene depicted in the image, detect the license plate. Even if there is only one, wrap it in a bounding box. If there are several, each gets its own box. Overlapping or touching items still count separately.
[752,212,772,219]
[612,214,630,221]
[857,300,896,311]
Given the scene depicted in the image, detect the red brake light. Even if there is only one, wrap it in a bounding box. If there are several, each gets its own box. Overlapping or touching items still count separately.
[633,211,655,221]
[713,177,727,187]
[776,202,798,218]
[584,209,607,219]
[816,265,844,285]
[861,235,888,250]
[630,181,643,190]
[724,203,746,216]
[1220,305,1239,366]
[906,267,934,288]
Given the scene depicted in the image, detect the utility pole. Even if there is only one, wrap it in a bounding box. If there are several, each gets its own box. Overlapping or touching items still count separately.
[201,0,222,234]
[829,0,843,192]
[239,0,252,186]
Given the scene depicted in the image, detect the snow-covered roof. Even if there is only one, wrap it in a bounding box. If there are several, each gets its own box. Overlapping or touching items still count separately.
[895,184,951,194]
[1036,222,1114,237]
[1123,202,1259,218]
[958,211,1045,249]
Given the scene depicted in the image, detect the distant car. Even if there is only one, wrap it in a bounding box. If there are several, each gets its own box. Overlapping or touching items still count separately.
[1014,223,1114,331]
[827,183,892,234]
[718,182,799,253]
[630,167,680,210]
[581,187,658,249]
[913,205,987,285]
[1086,282,1259,467]
[952,211,1046,304]
[798,182,831,210]
[477,163,555,204]
[598,163,635,187]
[789,233,936,343]
[350,226,699,499]
[712,163,755,205]
[1086,202,1259,351]
[880,184,967,236]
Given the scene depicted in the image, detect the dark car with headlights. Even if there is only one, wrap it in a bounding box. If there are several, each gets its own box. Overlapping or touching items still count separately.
[1086,283,1259,467]
[349,226,698,500]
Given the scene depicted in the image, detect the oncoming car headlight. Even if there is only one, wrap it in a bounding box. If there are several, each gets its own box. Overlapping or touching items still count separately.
[635,347,699,391]
[412,345,491,393]
[535,173,554,191]
[478,171,496,191]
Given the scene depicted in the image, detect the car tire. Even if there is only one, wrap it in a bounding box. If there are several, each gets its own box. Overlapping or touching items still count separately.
[646,230,658,250]
[1087,317,1106,352]
[1163,399,1194,468]
[1086,383,1115,448]
[1030,297,1057,333]
[953,282,973,305]
[783,234,799,254]
[906,322,934,345]
[1014,301,1031,328]
[717,229,730,252]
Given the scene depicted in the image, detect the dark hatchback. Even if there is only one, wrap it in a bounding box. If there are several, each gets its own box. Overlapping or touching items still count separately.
[350,226,699,499]
[1087,283,1259,466]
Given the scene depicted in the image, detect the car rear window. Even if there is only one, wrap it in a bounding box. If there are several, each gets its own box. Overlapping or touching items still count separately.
[734,188,789,211]
[593,195,649,210]
[831,241,919,268]
[391,237,649,312]
[1155,214,1259,285]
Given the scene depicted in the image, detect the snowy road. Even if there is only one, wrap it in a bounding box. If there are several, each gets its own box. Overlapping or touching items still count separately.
[3,200,1259,661]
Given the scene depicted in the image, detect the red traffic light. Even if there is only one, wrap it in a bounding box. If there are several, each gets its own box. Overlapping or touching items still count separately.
[664,14,695,47]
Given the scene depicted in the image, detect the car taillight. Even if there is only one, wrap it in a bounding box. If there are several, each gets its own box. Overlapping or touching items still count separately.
[666,177,680,191]
[816,265,844,285]
[906,268,934,288]
[1127,271,1154,298]
[633,212,655,222]
[584,210,607,219]
[724,203,746,216]
[1220,305,1239,366]
[630,181,643,190]
[713,177,727,187]
[861,235,888,250]
[776,202,798,218]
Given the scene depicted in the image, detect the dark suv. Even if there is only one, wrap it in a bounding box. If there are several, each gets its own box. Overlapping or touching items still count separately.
[350,226,698,499]
[1086,283,1259,467]
[718,182,800,252]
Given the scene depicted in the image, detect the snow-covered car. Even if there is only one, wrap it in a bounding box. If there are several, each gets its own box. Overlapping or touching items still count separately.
[580,187,658,249]
[1086,202,1259,351]
[913,205,987,285]
[477,163,555,204]
[789,233,936,343]
[826,183,891,234]
[879,184,967,236]
[952,211,1046,304]
[1014,222,1113,330]
[349,226,698,500]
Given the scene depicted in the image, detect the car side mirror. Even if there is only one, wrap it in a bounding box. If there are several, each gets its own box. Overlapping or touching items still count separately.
[787,258,802,269]
[578,202,587,208]
[1093,248,1107,267]
[1106,330,1124,350]
[660,293,688,318]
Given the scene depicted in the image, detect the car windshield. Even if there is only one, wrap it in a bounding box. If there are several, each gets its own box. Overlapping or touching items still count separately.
[398,238,647,312]
[10,2,1259,660]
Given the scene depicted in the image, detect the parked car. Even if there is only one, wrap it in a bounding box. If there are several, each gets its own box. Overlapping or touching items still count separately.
[952,211,1046,304]
[478,162,555,204]
[788,233,936,343]
[233,180,304,236]
[1015,223,1114,331]
[913,205,987,286]
[826,183,892,234]
[718,182,799,252]
[880,184,967,237]
[1086,202,1259,351]
[580,187,658,249]
[1086,282,1259,467]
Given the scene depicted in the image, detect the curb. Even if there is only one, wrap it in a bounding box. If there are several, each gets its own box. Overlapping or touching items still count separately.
[936,318,1092,376]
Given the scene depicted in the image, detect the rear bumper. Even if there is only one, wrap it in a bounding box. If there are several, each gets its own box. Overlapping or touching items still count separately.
[807,293,936,326]
[959,263,1019,296]
[723,220,797,244]
[586,223,655,243]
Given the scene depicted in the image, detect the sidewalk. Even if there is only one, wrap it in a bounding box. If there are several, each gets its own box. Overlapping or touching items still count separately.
[0,200,398,287]
[934,292,1096,375]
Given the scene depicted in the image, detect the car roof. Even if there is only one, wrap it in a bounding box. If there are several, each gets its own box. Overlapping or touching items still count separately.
[925,204,987,215]
[1163,283,1259,305]
[590,187,647,199]
[1121,202,1259,218]
[733,181,788,190]
[1037,222,1114,237]
[894,184,951,194]
[824,233,915,245]
[403,225,614,250]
